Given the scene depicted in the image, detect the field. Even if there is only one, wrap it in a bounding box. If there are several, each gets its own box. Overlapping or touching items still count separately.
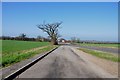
[0,40,2,53]
[2,40,49,53]
[79,43,119,48]
[1,40,56,67]
[79,48,120,62]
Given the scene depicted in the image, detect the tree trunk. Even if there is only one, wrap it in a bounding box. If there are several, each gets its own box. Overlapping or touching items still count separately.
[51,38,58,45]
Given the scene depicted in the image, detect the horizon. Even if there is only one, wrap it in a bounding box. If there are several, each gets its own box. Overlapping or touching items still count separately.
[2,2,118,42]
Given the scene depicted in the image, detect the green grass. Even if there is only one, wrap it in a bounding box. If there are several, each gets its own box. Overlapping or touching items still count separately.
[2,40,49,54]
[1,40,57,67]
[2,45,57,67]
[79,43,119,48]
[0,40,2,53]
[79,48,120,62]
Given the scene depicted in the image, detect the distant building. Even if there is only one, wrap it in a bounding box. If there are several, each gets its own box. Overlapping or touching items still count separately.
[59,38,66,43]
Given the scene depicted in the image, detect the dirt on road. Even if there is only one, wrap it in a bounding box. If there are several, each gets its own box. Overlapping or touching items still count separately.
[19,45,118,78]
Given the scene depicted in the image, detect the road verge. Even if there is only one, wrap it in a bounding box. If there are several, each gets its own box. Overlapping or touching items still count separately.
[3,46,58,80]
[79,48,119,62]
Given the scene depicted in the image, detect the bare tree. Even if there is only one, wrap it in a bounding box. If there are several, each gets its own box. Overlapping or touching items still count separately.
[37,22,62,45]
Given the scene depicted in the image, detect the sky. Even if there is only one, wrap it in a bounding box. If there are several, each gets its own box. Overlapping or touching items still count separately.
[2,2,118,41]
[1,0,120,2]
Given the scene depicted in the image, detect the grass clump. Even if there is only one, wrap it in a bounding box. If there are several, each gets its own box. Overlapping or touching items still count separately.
[79,48,120,62]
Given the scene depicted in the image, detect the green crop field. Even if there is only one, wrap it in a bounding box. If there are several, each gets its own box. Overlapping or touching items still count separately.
[79,43,119,48]
[2,40,49,54]
[1,40,57,67]
[0,40,1,53]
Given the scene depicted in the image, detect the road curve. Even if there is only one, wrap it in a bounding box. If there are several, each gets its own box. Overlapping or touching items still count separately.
[19,45,116,78]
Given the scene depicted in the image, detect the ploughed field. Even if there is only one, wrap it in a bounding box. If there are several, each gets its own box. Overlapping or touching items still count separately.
[1,40,55,67]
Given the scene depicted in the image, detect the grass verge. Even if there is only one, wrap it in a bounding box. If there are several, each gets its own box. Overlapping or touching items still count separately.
[2,45,57,67]
[79,43,120,48]
[79,48,120,62]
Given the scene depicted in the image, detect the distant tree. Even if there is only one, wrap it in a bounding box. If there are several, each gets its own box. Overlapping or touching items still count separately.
[76,38,80,43]
[37,35,42,39]
[71,37,76,43]
[19,33,26,40]
[37,22,62,45]
[36,35,42,41]
[71,37,80,43]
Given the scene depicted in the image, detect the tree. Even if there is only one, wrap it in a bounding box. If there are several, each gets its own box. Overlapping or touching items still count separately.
[71,37,80,43]
[76,38,80,43]
[37,35,43,39]
[71,37,76,43]
[19,33,26,40]
[37,22,62,45]
[36,35,42,41]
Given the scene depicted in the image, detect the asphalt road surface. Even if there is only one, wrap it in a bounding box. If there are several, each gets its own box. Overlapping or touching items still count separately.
[19,45,116,78]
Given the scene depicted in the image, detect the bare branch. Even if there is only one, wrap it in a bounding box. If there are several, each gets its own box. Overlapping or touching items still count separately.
[37,21,62,45]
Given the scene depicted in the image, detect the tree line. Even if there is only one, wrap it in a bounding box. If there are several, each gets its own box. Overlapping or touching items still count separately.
[0,33,50,42]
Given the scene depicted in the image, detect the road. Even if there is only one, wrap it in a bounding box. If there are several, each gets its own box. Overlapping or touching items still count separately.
[19,45,116,78]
